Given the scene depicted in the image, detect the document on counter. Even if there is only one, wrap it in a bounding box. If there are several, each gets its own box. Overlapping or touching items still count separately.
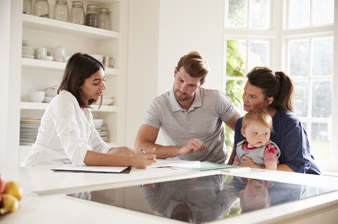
[169,161,251,172]
[52,164,129,173]
[147,159,201,169]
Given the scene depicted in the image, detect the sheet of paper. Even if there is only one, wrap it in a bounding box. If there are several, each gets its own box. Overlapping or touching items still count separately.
[147,159,201,169]
[52,164,128,173]
[173,161,251,172]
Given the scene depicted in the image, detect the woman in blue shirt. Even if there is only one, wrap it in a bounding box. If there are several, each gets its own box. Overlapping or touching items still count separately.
[230,67,320,174]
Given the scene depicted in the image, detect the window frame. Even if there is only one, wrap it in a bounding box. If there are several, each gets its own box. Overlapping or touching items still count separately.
[224,0,338,172]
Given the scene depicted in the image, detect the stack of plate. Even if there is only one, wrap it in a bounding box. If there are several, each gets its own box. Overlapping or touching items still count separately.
[22,46,35,59]
[96,126,108,142]
[20,119,40,145]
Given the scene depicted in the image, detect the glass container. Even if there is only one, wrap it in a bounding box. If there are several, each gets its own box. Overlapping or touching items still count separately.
[34,0,50,18]
[53,0,69,22]
[70,1,85,25]
[98,8,111,30]
[23,0,32,14]
[85,4,98,27]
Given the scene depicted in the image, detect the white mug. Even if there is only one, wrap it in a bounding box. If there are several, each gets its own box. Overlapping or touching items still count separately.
[52,45,67,62]
[103,56,114,68]
[34,47,47,60]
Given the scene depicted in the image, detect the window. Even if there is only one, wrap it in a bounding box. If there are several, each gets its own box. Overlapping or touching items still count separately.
[224,0,337,172]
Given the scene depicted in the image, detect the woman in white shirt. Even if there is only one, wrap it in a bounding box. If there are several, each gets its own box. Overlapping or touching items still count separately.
[22,53,156,168]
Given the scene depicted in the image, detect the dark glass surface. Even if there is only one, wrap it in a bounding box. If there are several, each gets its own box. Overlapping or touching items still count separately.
[68,174,336,223]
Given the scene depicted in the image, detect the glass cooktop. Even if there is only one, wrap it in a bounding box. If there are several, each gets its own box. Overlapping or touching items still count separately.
[68,174,336,223]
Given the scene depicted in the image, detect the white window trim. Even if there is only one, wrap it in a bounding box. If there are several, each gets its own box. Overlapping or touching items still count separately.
[224,0,338,172]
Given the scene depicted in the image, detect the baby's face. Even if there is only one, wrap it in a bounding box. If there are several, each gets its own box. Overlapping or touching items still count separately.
[242,121,271,148]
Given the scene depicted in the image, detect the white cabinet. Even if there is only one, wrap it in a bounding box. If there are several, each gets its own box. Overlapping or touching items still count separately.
[14,0,128,165]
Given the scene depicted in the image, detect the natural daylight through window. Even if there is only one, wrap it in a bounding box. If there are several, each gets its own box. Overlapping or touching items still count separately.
[224,0,337,172]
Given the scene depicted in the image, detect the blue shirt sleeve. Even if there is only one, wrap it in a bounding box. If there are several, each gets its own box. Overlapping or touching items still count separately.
[270,110,320,174]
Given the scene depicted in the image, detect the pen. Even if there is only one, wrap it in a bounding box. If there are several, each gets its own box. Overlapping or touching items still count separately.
[141,149,146,154]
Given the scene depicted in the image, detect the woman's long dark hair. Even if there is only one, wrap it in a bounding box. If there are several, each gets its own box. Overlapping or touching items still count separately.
[58,53,104,108]
[247,67,294,111]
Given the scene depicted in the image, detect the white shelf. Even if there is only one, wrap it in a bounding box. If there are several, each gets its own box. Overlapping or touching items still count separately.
[91,105,118,112]
[22,58,65,71]
[22,14,120,40]
[20,102,117,112]
[21,58,119,75]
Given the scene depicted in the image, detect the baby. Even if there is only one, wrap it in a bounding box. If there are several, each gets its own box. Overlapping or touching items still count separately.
[233,110,280,170]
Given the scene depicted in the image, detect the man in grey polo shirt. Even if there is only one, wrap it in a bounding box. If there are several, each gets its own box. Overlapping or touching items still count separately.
[134,51,241,164]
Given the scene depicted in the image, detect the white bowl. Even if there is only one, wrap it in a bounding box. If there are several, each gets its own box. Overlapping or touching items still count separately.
[42,56,53,61]
[29,91,45,103]
[93,119,104,128]
[96,96,114,105]
[44,96,54,103]
[102,97,114,105]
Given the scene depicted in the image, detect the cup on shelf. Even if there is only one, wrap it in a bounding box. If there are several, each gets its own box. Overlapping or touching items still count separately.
[52,45,67,62]
[103,56,114,68]
[29,91,45,103]
[34,47,47,60]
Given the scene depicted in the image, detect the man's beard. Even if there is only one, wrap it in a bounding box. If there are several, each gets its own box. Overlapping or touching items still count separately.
[174,89,192,102]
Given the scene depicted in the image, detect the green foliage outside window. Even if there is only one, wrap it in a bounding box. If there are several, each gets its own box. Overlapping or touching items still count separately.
[225,40,246,153]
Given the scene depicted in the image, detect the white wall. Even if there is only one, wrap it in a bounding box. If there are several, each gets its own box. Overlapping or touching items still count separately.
[0,0,11,167]
[126,0,225,148]
[125,0,160,147]
[157,0,225,93]
[0,0,22,167]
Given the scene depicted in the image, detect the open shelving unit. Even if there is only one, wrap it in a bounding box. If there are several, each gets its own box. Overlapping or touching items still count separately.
[18,0,127,164]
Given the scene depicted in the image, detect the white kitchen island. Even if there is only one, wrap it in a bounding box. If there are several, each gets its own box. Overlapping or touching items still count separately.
[0,166,338,224]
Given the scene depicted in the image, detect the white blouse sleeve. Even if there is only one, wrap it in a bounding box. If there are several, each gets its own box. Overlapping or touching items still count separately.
[50,93,109,165]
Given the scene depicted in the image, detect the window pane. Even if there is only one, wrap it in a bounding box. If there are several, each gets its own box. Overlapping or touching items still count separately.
[226,40,247,76]
[289,40,309,77]
[311,81,332,118]
[226,80,245,114]
[294,81,308,117]
[225,80,246,153]
[311,122,331,161]
[289,0,310,28]
[227,0,247,27]
[249,0,270,29]
[248,40,269,71]
[312,0,334,25]
[312,37,333,77]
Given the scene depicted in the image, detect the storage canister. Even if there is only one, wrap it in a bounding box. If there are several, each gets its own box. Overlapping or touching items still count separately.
[53,0,69,22]
[70,1,85,25]
[85,4,98,27]
[98,8,111,30]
